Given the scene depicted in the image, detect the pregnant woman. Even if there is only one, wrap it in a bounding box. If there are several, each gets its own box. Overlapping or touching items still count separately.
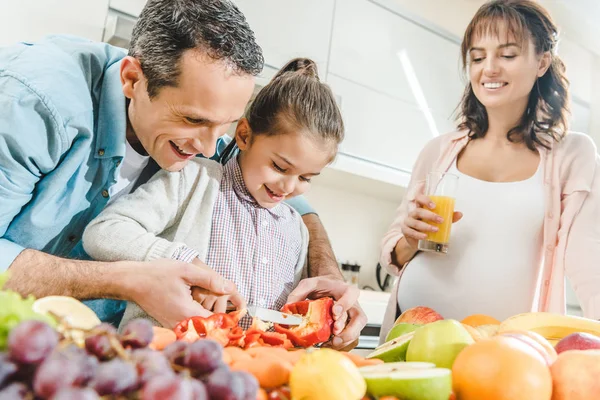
[379,0,600,341]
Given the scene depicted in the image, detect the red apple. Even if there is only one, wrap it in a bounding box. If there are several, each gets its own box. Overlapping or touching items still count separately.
[395,306,443,325]
[555,332,600,354]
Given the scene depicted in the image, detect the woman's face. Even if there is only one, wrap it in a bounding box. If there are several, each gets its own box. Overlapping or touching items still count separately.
[468,24,550,112]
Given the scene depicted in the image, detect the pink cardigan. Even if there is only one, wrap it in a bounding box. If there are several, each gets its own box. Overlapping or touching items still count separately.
[379,130,600,342]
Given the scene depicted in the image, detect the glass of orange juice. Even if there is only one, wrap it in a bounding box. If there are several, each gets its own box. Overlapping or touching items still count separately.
[417,171,459,254]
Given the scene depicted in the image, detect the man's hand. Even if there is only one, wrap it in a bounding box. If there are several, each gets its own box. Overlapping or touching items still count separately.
[287,277,367,350]
[126,259,240,328]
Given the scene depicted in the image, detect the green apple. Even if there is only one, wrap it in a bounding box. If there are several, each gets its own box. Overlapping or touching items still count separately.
[367,331,415,362]
[362,365,452,400]
[386,323,421,342]
[406,319,474,368]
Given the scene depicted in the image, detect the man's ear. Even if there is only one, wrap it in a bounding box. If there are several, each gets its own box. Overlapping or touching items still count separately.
[120,56,145,99]
[537,51,552,78]
[235,118,252,150]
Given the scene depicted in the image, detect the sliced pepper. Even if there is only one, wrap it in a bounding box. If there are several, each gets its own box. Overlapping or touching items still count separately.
[244,318,294,349]
[273,297,334,347]
[173,313,240,346]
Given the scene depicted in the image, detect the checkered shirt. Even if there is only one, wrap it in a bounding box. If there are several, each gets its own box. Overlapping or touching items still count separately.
[174,156,303,328]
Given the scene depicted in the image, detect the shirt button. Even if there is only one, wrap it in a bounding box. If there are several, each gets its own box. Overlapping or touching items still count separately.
[262,220,268,227]
[98,149,105,156]
[262,257,268,265]
[68,234,76,243]
[544,280,550,286]
[547,212,554,219]
[102,189,109,198]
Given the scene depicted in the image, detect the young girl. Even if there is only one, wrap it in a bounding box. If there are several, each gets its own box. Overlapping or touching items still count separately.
[379,0,600,341]
[82,58,344,329]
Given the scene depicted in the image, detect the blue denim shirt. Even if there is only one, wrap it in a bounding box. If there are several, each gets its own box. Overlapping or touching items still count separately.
[0,35,314,324]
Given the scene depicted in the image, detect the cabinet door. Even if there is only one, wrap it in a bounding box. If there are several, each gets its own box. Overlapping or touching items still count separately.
[0,0,110,45]
[233,0,335,72]
[328,74,450,176]
[329,0,463,126]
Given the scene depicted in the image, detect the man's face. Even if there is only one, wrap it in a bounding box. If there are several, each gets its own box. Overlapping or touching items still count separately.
[122,50,255,171]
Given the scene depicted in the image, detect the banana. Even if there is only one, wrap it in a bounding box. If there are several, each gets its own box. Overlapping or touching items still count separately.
[498,312,600,341]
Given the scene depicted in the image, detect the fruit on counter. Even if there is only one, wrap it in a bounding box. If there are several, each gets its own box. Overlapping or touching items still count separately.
[550,349,600,400]
[0,318,260,400]
[367,331,415,362]
[460,324,483,342]
[554,332,600,354]
[497,330,557,365]
[32,296,101,331]
[475,324,500,338]
[498,312,600,343]
[385,323,421,342]
[460,314,500,327]
[406,320,474,368]
[361,363,451,400]
[289,348,366,400]
[452,336,552,400]
[273,297,334,348]
[0,273,56,350]
[395,306,443,325]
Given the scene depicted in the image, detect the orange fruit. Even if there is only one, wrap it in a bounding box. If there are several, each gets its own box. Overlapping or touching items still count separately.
[498,330,557,365]
[452,336,552,400]
[461,314,501,327]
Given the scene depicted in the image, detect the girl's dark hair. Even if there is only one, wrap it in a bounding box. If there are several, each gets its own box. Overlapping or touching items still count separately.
[457,0,570,150]
[220,58,344,162]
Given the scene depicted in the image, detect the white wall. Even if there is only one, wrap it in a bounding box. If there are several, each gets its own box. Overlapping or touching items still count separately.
[303,168,403,291]
[0,0,109,46]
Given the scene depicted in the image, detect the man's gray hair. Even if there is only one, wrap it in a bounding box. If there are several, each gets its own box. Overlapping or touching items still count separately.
[129,0,264,97]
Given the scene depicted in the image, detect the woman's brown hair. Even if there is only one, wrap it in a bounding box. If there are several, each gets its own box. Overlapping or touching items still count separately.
[457,0,569,150]
[221,58,344,161]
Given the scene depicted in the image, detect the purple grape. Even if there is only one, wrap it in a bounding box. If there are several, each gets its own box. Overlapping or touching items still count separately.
[0,382,28,399]
[205,368,246,400]
[183,339,224,374]
[8,320,59,365]
[120,319,154,349]
[33,348,97,398]
[0,354,17,388]
[90,358,138,395]
[141,375,198,400]
[163,341,189,366]
[190,379,209,400]
[50,387,100,400]
[131,348,174,386]
[85,323,118,361]
[236,371,259,400]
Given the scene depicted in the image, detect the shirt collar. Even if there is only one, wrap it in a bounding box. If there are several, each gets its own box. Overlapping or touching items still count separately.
[95,58,127,161]
[224,155,288,218]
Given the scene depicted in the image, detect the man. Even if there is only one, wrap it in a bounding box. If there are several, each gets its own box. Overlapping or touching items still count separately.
[0,0,366,349]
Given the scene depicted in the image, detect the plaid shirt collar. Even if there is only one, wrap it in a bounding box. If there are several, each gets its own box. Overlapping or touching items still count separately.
[224,155,288,218]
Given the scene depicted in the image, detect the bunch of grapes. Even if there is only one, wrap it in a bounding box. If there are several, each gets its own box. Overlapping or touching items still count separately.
[0,319,259,400]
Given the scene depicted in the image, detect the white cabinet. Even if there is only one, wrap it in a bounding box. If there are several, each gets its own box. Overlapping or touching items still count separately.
[233,0,335,72]
[328,0,463,132]
[0,0,110,46]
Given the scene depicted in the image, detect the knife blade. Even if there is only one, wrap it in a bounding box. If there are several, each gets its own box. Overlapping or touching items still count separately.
[247,305,303,325]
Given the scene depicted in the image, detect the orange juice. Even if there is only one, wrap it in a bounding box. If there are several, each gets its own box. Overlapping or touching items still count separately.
[426,195,455,244]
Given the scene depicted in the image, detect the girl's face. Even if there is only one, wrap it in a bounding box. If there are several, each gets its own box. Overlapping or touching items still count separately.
[235,119,335,209]
[468,24,550,113]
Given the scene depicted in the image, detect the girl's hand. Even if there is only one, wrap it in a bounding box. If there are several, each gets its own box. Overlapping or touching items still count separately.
[191,286,246,313]
[400,193,463,249]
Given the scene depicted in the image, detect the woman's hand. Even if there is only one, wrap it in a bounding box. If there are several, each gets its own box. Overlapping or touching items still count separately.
[400,193,463,249]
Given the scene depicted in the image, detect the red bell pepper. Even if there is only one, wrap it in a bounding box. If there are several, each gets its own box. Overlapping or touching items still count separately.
[173,312,241,346]
[273,297,334,347]
[243,318,294,349]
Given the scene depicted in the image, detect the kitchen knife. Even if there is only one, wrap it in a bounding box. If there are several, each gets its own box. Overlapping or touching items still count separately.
[246,304,303,326]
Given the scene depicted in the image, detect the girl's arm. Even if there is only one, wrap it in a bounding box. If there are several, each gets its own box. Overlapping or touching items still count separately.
[82,168,187,262]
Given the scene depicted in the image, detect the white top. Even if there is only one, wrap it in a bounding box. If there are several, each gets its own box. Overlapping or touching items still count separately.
[107,140,150,204]
[397,159,545,321]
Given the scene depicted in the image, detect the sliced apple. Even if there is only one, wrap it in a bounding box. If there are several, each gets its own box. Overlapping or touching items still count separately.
[33,295,101,330]
[367,331,415,362]
[362,365,452,400]
[386,323,421,342]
